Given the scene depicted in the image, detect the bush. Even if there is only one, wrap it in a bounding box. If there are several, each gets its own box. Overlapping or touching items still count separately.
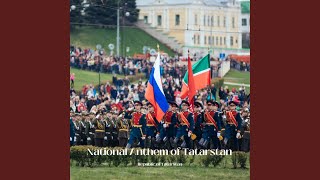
[200,155,212,167]
[237,152,248,169]
[231,151,248,169]
[211,154,225,167]
[188,154,196,166]
[176,150,187,164]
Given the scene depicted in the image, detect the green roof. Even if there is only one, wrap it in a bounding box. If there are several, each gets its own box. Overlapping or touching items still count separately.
[241,1,250,14]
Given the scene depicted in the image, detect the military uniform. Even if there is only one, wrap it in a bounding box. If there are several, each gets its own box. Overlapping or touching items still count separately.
[145,110,160,149]
[240,109,250,152]
[70,117,75,146]
[74,114,81,145]
[126,101,146,148]
[104,115,113,147]
[174,101,194,149]
[224,101,242,151]
[86,115,95,146]
[193,101,204,149]
[117,111,131,147]
[200,109,222,149]
[93,114,106,147]
[79,113,88,145]
[111,116,119,147]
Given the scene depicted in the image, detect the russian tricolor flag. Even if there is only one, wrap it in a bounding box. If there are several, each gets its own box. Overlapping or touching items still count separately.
[145,52,169,122]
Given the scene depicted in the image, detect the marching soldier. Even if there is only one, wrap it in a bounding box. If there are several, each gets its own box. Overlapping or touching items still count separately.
[70,111,75,146]
[240,108,250,152]
[224,101,242,151]
[125,101,147,149]
[117,111,130,147]
[79,112,88,145]
[173,100,194,149]
[160,101,178,149]
[74,113,81,145]
[199,100,222,149]
[93,112,106,147]
[111,111,119,147]
[86,112,96,146]
[104,112,113,147]
[193,101,204,149]
[145,102,160,149]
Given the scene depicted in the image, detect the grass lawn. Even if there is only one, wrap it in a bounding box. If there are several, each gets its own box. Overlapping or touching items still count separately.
[223,69,250,85]
[70,166,249,180]
[70,26,175,57]
[70,68,124,91]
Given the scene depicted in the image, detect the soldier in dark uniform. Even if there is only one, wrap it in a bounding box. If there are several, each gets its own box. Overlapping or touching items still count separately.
[117,110,130,147]
[160,101,178,149]
[104,112,113,147]
[74,113,81,145]
[111,111,119,147]
[240,108,250,152]
[193,101,204,149]
[70,112,75,146]
[86,112,95,146]
[125,101,147,149]
[224,101,242,151]
[199,100,222,149]
[173,100,194,149]
[79,112,88,145]
[93,112,106,147]
[145,102,160,149]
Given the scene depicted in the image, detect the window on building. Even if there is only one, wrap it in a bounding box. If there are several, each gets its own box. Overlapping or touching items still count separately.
[232,17,235,28]
[212,36,214,45]
[203,16,206,26]
[211,16,214,27]
[223,17,226,27]
[230,36,234,46]
[194,35,196,44]
[175,15,180,25]
[144,16,148,24]
[220,37,222,45]
[208,16,210,26]
[195,14,198,25]
[197,35,200,44]
[242,18,247,26]
[224,37,226,45]
[236,39,238,44]
[157,15,162,26]
[204,36,207,44]
[208,36,211,45]
[217,16,220,27]
[216,37,218,46]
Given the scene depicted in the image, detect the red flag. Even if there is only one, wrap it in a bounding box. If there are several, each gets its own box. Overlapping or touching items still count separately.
[187,51,196,112]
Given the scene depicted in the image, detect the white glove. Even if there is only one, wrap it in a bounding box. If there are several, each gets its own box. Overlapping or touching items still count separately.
[217,132,221,138]
[87,137,91,141]
[70,137,72,141]
[236,132,241,139]
[156,133,160,139]
[74,136,77,141]
[95,114,100,119]
[104,136,108,140]
[141,136,146,140]
[163,124,167,128]
[188,131,192,137]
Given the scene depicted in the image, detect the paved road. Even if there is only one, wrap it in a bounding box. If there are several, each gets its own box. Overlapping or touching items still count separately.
[224,82,250,87]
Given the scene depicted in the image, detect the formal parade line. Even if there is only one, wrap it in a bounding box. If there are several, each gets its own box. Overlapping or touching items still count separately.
[87,147,233,156]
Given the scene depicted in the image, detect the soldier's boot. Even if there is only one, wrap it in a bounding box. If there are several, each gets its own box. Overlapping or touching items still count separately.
[202,140,209,149]
[87,137,92,145]
[155,134,162,143]
[125,143,132,149]
[172,137,179,148]
[181,140,187,148]
[163,136,168,143]
[198,138,205,147]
